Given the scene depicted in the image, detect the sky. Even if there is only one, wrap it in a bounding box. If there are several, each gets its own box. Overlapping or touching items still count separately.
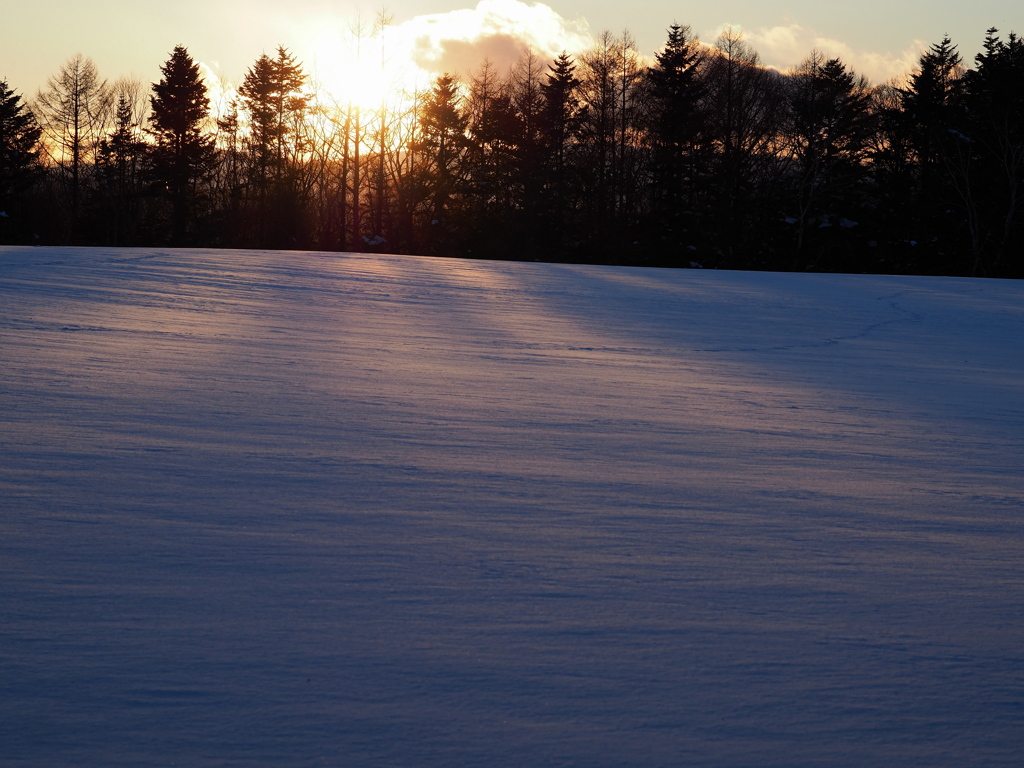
[3,0,1022,105]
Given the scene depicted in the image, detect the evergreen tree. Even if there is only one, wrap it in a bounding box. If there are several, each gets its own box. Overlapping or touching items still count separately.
[647,24,706,257]
[238,46,311,246]
[465,62,523,254]
[893,36,966,271]
[539,52,584,253]
[961,29,1024,276]
[540,53,583,179]
[148,45,216,245]
[239,48,310,184]
[418,73,469,253]
[0,79,42,240]
[904,36,964,172]
[97,85,147,244]
[784,53,874,267]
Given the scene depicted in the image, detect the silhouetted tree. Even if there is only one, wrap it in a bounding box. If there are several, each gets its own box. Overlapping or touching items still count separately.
[540,52,583,179]
[10,16,1020,274]
[646,24,707,257]
[384,89,429,253]
[890,35,967,269]
[578,32,618,241]
[96,83,148,244]
[148,45,216,245]
[417,73,469,253]
[702,28,784,265]
[465,61,522,253]
[238,46,312,246]
[783,52,874,268]
[904,36,965,174]
[212,98,245,243]
[510,49,550,251]
[961,29,1024,275]
[370,9,396,245]
[867,77,919,269]
[539,52,584,252]
[612,32,648,230]
[0,79,42,241]
[34,54,110,240]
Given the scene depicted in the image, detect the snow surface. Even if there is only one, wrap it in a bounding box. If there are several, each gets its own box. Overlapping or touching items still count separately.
[1,246,1022,767]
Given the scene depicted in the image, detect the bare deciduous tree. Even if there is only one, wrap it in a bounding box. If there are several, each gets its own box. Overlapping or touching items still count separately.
[34,54,110,238]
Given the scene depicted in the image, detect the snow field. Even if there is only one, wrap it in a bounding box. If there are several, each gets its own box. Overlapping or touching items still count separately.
[1,246,1022,766]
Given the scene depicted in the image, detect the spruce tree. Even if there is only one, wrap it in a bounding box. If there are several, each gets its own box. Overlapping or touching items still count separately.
[903,36,964,172]
[97,91,147,244]
[238,46,311,247]
[647,24,706,250]
[0,79,42,237]
[540,53,583,176]
[784,53,873,266]
[539,53,583,253]
[238,48,309,185]
[148,45,215,245]
[893,36,966,271]
[467,63,522,225]
[962,29,1024,275]
[419,74,469,253]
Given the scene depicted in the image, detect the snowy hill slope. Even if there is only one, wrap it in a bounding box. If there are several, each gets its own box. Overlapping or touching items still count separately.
[2,246,1023,767]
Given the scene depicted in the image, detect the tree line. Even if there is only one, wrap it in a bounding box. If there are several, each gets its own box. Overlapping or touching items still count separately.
[1,24,1022,277]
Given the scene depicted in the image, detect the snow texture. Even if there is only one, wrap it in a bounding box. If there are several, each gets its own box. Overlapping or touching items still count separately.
[1,246,1022,767]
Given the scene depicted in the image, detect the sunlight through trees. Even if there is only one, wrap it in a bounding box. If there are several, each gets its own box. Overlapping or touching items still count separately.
[2,22,1022,276]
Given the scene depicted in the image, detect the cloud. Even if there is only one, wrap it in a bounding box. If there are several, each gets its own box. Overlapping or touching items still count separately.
[714,23,926,84]
[394,0,594,77]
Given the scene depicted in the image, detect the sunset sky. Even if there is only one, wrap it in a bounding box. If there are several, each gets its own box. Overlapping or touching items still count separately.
[4,0,1021,103]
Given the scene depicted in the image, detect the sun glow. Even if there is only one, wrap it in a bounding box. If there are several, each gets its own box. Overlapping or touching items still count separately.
[202,2,595,121]
[292,1,592,109]
[305,26,429,111]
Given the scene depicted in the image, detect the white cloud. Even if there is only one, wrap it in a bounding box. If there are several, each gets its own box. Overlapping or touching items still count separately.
[393,0,594,77]
[713,23,927,84]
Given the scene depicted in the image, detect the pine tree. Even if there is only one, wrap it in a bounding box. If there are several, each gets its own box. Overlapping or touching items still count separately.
[961,29,1024,275]
[539,53,583,253]
[540,53,583,177]
[239,47,309,187]
[903,37,964,175]
[647,24,706,247]
[148,45,215,245]
[0,79,43,237]
[238,46,311,246]
[419,73,469,251]
[467,62,522,217]
[889,36,967,271]
[784,53,874,265]
[97,89,147,244]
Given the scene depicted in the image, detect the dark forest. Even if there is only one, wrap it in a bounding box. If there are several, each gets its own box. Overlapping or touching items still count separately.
[1,24,1022,277]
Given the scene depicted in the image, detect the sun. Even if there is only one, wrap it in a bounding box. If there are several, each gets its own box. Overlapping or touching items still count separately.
[303,26,429,111]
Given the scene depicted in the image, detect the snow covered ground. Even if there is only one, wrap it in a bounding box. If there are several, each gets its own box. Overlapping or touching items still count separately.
[1,246,1022,767]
